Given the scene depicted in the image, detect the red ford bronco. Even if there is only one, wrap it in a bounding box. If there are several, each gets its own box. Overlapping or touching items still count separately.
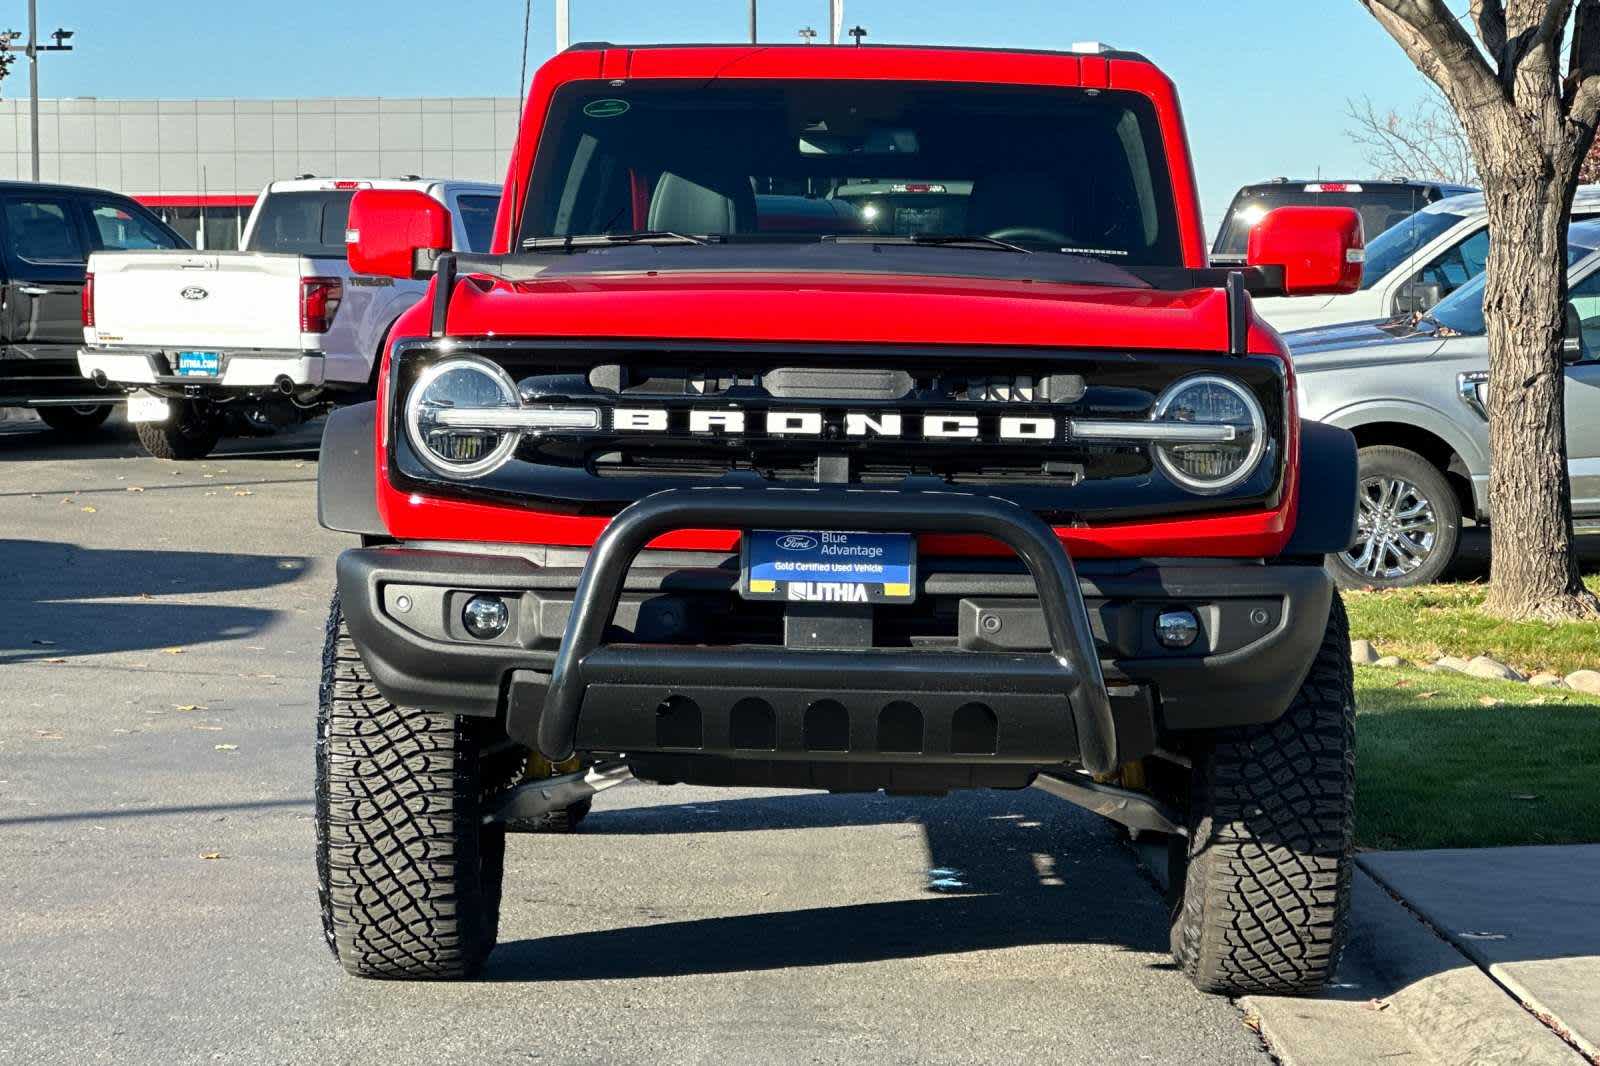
[315,42,1365,994]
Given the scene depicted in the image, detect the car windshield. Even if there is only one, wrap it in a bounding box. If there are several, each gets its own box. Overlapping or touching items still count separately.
[245,190,354,258]
[518,81,1184,267]
[1360,210,1465,289]
[1213,184,1433,259]
[1426,239,1598,335]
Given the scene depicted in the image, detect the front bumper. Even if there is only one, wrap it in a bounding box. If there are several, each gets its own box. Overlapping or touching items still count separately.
[338,488,1334,782]
[78,346,326,391]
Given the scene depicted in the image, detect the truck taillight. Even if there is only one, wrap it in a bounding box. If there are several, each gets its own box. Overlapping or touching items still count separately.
[81,271,94,328]
[301,277,343,333]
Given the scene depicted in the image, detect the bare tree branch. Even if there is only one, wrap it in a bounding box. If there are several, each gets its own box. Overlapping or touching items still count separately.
[1360,0,1503,109]
[1345,93,1478,183]
[1568,1,1600,125]
[1472,0,1509,61]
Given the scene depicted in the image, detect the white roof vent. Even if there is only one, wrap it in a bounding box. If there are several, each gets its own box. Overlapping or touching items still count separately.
[1070,41,1115,55]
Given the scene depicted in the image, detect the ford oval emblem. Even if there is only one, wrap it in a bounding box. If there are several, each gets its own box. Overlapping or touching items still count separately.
[777,534,819,551]
[180,286,208,301]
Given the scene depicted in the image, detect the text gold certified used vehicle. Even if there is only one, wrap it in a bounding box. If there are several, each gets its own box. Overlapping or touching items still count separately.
[313,41,1365,995]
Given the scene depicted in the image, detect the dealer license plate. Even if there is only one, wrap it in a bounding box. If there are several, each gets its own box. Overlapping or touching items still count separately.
[127,392,170,424]
[741,530,916,603]
[176,350,221,377]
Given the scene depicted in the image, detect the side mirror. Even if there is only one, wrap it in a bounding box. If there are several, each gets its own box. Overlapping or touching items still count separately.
[1247,206,1364,297]
[345,189,451,279]
[1394,278,1445,315]
[1562,301,1590,364]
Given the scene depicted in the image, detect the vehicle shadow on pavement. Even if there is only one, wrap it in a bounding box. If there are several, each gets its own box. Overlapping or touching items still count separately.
[0,415,325,462]
[0,539,311,661]
[487,787,1173,981]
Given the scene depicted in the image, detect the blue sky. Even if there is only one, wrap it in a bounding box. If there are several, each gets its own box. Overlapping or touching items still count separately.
[23,1,1452,227]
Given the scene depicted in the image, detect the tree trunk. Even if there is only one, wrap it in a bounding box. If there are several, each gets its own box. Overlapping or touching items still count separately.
[1477,168,1600,620]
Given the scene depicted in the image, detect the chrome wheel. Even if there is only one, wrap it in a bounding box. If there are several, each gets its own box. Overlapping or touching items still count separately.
[1341,475,1439,580]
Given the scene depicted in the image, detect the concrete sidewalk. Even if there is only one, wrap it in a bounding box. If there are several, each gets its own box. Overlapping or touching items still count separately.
[1136,841,1591,1065]
[1360,846,1600,1061]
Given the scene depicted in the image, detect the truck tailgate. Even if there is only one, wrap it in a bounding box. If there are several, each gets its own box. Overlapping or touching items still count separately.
[89,251,308,351]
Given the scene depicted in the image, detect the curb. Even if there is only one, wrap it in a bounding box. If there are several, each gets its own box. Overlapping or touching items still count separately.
[1133,841,1584,1066]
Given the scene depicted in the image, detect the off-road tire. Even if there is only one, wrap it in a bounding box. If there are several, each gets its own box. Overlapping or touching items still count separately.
[316,592,507,979]
[38,404,113,436]
[1328,445,1460,590]
[1170,592,1355,996]
[134,401,223,461]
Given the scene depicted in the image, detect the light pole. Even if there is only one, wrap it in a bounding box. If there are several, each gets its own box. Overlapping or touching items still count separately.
[555,0,570,52]
[0,2,75,182]
[749,0,757,43]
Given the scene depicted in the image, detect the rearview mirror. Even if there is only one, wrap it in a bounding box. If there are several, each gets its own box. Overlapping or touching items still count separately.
[1394,278,1444,315]
[345,190,451,280]
[798,127,919,156]
[1246,206,1364,297]
[1563,301,1590,364]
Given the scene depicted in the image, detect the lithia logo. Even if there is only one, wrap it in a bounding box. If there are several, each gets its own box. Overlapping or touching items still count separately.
[604,407,1068,444]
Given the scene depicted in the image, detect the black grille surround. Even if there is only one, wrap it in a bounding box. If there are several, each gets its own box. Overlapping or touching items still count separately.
[386,337,1290,524]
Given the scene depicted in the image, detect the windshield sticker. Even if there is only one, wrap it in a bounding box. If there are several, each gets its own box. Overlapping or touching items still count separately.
[583,99,630,119]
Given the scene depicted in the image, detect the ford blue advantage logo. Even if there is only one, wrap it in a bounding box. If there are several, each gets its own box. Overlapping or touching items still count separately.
[777,534,819,551]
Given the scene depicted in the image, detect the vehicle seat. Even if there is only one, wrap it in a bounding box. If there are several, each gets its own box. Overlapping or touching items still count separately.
[966,173,1073,238]
[648,171,756,235]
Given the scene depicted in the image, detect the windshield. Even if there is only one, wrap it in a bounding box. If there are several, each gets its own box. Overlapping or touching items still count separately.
[1427,240,1597,335]
[1360,210,1465,289]
[1213,184,1433,259]
[245,190,354,258]
[519,81,1183,266]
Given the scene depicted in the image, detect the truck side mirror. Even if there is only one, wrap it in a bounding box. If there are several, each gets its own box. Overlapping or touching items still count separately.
[345,190,452,280]
[1394,278,1444,315]
[1563,301,1590,364]
[1246,206,1364,297]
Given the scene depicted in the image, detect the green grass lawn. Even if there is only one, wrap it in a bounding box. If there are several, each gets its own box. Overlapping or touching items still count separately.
[1344,575,1600,677]
[1355,664,1600,850]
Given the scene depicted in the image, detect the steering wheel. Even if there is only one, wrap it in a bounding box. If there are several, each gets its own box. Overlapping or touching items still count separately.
[987,226,1071,246]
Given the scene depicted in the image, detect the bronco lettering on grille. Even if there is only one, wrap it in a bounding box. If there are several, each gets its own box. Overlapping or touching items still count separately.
[610,407,1068,444]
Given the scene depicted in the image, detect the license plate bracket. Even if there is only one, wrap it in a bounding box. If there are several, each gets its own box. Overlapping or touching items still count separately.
[176,350,221,377]
[741,530,916,603]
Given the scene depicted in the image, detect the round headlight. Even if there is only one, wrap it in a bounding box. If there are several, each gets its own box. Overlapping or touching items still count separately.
[1151,375,1267,493]
[405,357,521,478]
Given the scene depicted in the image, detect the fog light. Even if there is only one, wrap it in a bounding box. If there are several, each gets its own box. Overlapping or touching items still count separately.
[1155,609,1199,649]
[462,595,509,640]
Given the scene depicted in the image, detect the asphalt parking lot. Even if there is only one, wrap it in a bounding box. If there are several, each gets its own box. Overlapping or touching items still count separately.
[0,413,1273,1065]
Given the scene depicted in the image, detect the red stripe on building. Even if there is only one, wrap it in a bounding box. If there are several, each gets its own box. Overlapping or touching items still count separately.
[133,195,258,208]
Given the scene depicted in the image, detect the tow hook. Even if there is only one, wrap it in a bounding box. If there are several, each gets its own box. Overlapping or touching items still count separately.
[1033,770,1186,836]
[486,759,633,824]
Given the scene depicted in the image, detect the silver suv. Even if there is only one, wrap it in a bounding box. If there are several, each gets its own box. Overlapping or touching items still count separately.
[1289,219,1600,588]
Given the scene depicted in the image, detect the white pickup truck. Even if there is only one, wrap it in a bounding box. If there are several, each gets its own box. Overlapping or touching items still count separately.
[79,177,500,458]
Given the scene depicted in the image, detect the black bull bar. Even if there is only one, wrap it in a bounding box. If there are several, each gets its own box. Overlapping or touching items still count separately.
[527,486,1120,776]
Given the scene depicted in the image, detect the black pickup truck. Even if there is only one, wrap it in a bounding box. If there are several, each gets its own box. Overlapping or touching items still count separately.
[0,180,185,434]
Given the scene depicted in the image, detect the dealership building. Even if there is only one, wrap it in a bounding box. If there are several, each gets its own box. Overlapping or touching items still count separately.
[0,96,521,248]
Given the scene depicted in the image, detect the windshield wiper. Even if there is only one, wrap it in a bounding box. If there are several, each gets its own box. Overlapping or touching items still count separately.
[822,233,1033,254]
[521,231,714,251]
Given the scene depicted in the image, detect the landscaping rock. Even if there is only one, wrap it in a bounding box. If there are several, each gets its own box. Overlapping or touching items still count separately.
[1463,656,1525,682]
[1374,655,1404,668]
[1563,669,1600,695]
[1435,655,1472,674]
[1351,639,1381,664]
[1529,673,1567,688]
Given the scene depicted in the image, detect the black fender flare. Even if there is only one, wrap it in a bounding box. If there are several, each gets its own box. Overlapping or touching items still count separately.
[1280,418,1359,558]
[317,402,385,536]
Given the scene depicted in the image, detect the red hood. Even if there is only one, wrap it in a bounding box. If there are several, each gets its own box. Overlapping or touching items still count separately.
[440,269,1238,352]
